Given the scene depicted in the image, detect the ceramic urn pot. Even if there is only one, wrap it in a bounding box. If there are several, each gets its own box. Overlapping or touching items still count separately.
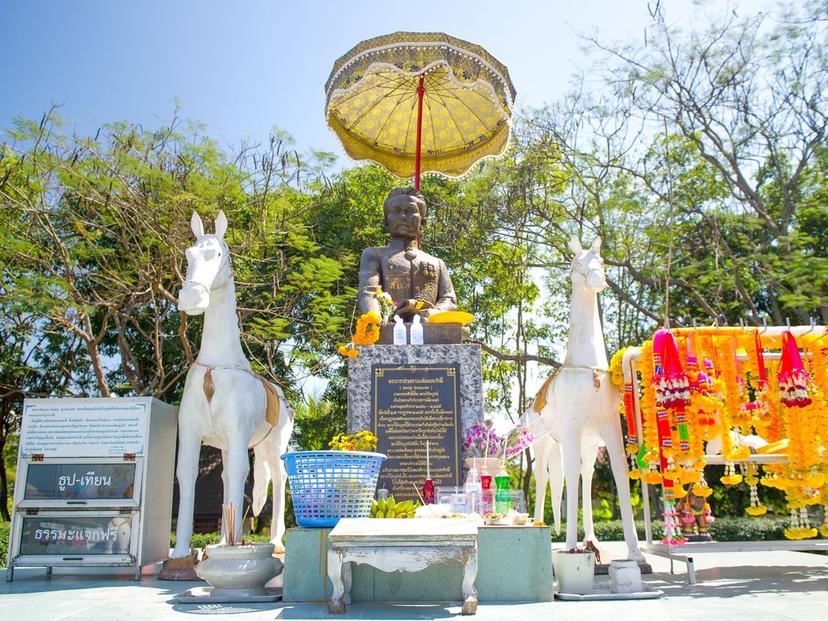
[196,543,282,596]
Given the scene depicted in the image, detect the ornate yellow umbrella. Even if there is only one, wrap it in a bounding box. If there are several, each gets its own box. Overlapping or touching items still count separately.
[325,32,516,188]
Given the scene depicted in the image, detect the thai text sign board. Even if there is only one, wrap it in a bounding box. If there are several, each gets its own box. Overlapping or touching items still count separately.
[24,463,137,502]
[7,397,176,582]
[20,400,147,458]
[18,513,134,556]
[371,364,461,500]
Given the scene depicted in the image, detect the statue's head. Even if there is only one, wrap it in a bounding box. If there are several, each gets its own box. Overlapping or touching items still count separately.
[178,211,232,315]
[383,188,427,239]
[569,236,607,293]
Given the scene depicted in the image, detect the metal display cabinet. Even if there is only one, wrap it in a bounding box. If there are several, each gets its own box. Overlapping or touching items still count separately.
[6,397,177,581]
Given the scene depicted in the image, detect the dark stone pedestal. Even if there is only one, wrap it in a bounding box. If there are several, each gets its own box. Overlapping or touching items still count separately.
[346,344,483,500]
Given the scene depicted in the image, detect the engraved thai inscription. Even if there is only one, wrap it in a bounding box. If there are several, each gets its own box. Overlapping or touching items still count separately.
[371,364,461,500]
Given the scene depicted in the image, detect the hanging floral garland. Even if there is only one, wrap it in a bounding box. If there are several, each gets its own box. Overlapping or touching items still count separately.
[622,326,828,540]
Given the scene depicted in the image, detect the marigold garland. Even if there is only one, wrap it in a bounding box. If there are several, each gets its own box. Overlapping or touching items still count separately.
[338,311,383,358]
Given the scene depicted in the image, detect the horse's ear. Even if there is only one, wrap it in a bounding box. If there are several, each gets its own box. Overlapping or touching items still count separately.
[590,236,602,253]
[568,236,583,256]
[214,210,228,240]
[190,212,205,239]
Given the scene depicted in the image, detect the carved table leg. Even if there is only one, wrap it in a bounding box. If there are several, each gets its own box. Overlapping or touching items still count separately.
[327,550,346,614]
[342,560,353,605]
[461,545,478,615]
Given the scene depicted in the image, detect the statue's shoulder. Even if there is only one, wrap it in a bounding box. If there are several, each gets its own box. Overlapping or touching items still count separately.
[359,246,385,265]
[360,246,383,257]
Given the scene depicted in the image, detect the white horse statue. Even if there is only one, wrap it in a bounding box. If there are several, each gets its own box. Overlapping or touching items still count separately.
[531,236,642,560]
[170,211,294,561]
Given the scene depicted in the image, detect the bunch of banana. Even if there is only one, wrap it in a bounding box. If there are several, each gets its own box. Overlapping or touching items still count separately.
[369,495,418,518]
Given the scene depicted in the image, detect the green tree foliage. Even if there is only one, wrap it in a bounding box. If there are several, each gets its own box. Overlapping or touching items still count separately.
[1,3,825,521]
[0,112,356,406]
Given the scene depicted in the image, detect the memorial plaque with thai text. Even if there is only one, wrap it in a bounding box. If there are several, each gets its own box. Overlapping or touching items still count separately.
[371,364,461,500]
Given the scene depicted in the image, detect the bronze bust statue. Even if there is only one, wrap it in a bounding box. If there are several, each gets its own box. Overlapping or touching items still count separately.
[358,188,457,320]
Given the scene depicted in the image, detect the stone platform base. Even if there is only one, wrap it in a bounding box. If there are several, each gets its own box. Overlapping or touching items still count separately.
[175,586,282,603]
[282,524,553,603]
[555,590,662,601]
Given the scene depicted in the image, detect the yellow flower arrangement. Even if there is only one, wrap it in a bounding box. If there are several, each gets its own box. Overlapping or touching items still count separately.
[337,344,359,358]
[609,347,628,391]
[329,430,379,452]
[691,483,713,497]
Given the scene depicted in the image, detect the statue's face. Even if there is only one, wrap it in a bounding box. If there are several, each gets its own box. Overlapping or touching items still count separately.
[385,195,423,239]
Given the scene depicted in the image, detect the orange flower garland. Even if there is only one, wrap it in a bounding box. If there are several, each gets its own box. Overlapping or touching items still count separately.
[338,311,383,358]
[636,340,664,484]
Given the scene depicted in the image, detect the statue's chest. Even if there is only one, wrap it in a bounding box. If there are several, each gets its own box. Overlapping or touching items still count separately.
[381,254,439,299]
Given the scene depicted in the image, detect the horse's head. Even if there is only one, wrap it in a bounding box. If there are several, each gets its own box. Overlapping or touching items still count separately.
[178,211,231,315]
[569,235,606,293]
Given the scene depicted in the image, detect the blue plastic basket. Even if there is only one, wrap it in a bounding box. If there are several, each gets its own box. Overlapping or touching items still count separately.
[281,451,386,528]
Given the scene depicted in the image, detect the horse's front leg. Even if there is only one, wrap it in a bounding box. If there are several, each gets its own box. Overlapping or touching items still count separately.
[548,442,565,536]
[560,433,582,550]
[532,440,550,525]
[581,442,600,547]
[224,439,250,542]
[601,420,644,561]
[220,448,229,544]
[171,428,202,558]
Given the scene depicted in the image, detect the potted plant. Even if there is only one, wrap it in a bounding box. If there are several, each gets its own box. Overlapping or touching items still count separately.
[195,504,283,597]
[553,542,599,595]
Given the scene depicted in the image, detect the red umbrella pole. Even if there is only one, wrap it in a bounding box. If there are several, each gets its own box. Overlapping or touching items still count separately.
[414,73,425,190]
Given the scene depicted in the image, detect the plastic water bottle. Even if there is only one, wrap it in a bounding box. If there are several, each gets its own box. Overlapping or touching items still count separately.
[495,466,511,514]
[393,315,407,345]
[410,314,424,345]
[463,461,482,514]
[480,470,494,515]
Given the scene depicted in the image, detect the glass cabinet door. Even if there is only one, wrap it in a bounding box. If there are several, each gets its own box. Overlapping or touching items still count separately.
[19,461,141,507]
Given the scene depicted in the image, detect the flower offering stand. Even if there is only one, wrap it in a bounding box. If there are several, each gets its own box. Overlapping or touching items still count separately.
[622,325,828,583]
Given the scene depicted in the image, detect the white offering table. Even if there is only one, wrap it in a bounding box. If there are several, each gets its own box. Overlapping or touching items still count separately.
[327,518,478,615]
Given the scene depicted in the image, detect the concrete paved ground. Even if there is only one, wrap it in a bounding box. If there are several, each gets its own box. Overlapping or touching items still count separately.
[1,542,826,620]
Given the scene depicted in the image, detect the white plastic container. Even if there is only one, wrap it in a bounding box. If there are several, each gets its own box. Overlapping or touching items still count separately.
[393,315,407,345]
[410,314,424,344]
[609,559,642,593]
[553,549,595,595]
[463,463,482,514]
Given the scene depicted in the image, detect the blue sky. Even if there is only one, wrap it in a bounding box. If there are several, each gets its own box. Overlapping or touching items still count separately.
[2,0,771,163]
